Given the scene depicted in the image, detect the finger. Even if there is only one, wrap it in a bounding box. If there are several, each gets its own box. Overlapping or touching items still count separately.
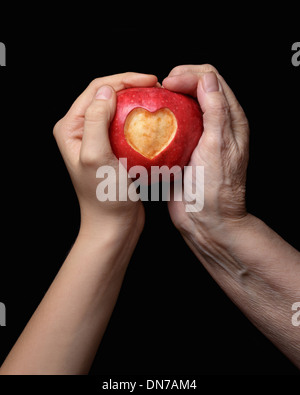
[80,85,116,167]
[217,74,249,147]
[164,65,224,101]
[54,73,158,166]
[162,71,199,96]
[164,65,249,146]
[163,65,219,97]
[67,72,158,119]
[196,72,233,141]
[168,64,219,77]
[164,70,233,140]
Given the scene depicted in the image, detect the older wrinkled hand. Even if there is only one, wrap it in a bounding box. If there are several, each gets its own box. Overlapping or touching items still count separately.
[163,65,250,243]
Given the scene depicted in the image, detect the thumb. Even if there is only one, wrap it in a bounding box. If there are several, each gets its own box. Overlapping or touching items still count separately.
[80,85,116,167]
[196,72,233,140]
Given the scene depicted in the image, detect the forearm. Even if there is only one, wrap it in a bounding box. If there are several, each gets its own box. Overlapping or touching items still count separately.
[0,222,140,375]
[186,214,300,368]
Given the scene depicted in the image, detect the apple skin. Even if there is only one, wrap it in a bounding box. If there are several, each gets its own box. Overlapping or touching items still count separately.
[109,87,203,182]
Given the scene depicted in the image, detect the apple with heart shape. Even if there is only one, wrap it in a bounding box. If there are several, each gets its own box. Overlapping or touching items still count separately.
[109,87,203,183]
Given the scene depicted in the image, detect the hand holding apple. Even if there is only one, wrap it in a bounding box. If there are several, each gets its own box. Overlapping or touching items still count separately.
[163,65,250,243]
[53,73,160,236]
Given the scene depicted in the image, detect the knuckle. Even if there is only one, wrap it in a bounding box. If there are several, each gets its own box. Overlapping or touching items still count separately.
[237,106,249,126]
[85,102,109,123]
[80,149,99,167]
[53,118,64,139]
[170,65,188,75]
[80,147,113,168]
[208,95,230,117]
[88,77,102,89]
[240,116,250,133]
[202,64,219,74]
[214,103,230,118]
[204,131,222,152]
[170,64,220,77]
[122,71,136,79]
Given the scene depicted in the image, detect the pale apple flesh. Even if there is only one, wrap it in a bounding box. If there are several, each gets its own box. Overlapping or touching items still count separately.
[124,108,178,159]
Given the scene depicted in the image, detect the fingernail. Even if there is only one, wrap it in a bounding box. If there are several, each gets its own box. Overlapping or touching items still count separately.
[202,72,220,92]
[95,85,113,100]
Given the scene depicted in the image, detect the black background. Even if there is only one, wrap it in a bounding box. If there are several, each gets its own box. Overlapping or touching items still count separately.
[0,8,299,377]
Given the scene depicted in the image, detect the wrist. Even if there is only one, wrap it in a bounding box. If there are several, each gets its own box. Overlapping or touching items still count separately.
[79,204,145,243]
[187,212,258,250]
[184,213,262,277]
[186,212,297,286]
[210,213,261,252]
[73,216,143,275]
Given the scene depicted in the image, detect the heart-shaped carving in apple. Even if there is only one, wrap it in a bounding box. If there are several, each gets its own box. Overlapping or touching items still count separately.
[109,87,203,182]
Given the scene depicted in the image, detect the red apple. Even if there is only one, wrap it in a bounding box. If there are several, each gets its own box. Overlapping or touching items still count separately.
[109,87,203,182]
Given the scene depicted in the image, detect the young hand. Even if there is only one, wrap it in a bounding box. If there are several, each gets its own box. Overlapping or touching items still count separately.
[53,72,158,238]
